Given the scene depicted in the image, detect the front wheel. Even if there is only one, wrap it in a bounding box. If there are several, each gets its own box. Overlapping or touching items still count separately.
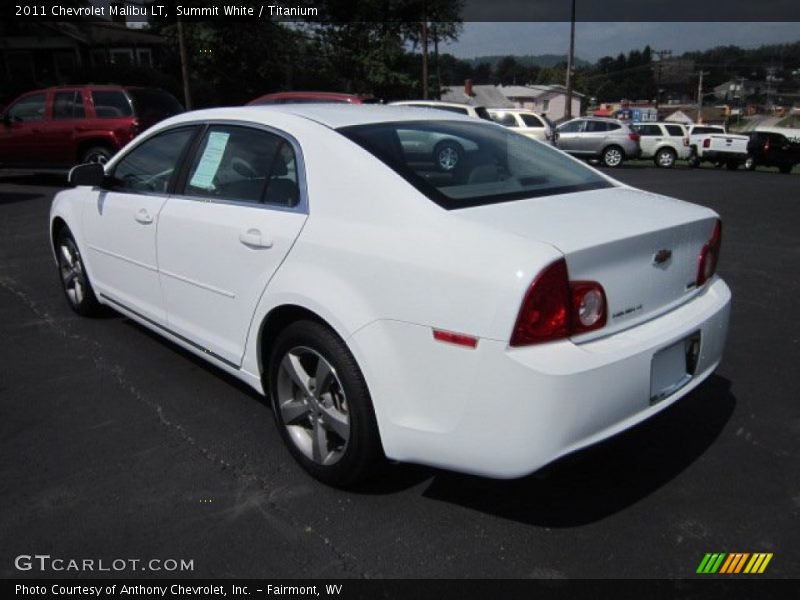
[687,151,700,168]
[601,145,624,168]
[654,148,676,168]
[268,320,385,487]
[55,228,102,316]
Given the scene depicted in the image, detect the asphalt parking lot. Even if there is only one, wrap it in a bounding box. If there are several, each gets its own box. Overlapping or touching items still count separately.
[1,165,798,579]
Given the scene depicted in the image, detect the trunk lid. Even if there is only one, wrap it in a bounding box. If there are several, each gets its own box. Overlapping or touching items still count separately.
[457,186,719,339]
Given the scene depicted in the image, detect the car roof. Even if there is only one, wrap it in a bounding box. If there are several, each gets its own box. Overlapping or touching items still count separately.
[250,91,373,102]
[163,104,476,130]
[392,100,477,109]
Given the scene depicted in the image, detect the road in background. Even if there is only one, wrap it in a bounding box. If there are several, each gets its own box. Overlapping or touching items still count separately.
[1,166,797,578]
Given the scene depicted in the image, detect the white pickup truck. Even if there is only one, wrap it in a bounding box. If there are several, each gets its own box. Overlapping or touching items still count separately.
[687,124,749,170]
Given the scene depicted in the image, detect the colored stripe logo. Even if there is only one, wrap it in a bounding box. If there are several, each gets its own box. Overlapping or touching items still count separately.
[697,552,773,574]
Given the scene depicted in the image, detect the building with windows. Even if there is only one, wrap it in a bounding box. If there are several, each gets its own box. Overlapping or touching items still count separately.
[0,21,166,104]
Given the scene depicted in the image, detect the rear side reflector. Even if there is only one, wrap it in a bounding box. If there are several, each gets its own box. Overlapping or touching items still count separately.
[433,329,478,348]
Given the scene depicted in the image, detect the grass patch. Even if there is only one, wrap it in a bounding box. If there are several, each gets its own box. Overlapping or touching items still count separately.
[776,115,800,129]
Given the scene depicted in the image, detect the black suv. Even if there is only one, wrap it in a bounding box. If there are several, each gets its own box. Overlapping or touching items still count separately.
[745,131,800,174]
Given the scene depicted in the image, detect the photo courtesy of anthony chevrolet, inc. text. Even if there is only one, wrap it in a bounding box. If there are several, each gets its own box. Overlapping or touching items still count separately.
[1,0,798,598]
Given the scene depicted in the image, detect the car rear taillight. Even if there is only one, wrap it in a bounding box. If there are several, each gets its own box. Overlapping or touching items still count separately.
[696,219,722,287]
[628,133,640,142]
[510,259,607,346]
[764,139,771,151]
[683,137,690,147]
[703,138,711,148]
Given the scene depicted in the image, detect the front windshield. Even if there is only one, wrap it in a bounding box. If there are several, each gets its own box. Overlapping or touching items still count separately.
[338,120,613,209]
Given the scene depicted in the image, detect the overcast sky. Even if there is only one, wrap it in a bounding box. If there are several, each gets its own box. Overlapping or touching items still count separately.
[442,22,800,62]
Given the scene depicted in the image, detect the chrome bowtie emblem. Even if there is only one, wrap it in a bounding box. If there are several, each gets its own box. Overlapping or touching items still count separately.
[653,249,673,265]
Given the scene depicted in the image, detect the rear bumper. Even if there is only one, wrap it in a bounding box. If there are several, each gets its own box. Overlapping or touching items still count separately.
[350,277,731,478]
[701,150,747,162]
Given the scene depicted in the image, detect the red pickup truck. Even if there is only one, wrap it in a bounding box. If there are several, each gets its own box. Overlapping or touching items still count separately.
[0,85,183,169]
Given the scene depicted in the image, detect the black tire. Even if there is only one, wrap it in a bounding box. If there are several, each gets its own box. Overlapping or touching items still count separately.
[433,140,463,172]
[654,147,676,169]
[687,152,700,168]
[268,320,385,487]
[744,155,757,171]
[601,145,624,168]
[779,164,793,174]
[726,160,739,171]
[55,228,102,317]
[81,146,113,165]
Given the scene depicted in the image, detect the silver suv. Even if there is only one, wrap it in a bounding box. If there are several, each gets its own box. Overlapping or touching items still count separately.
[555,117,641,167]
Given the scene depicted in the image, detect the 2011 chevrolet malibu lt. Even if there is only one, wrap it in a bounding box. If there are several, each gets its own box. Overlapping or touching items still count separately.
[50,105,731,487]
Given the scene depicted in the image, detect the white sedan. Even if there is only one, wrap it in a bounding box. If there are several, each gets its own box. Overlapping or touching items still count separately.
[51,105,731,487]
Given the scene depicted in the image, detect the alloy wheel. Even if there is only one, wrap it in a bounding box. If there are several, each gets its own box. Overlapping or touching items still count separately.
[603,148,623,167]
[275,346,350,466]
[58,237,87,307]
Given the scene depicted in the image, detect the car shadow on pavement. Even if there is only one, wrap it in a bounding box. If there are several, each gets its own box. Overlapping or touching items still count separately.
[412,375,735,527]
[0,191,48,205]
[0,172,68,188]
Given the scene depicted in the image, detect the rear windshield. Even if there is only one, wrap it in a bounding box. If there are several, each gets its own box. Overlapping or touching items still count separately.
[127,88,184,119]
[338,120,613,210]
[692,126,725,134]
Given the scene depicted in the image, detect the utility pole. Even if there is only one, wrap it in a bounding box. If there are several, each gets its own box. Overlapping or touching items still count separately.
[695,70,709,124]
[652,49,672,109]
[177,17,192,110]
[564,0,576,119]
[421,20,429,99]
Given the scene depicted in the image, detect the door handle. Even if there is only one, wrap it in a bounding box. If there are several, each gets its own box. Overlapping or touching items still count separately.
[239,228,273,249]
[134,209,153,225]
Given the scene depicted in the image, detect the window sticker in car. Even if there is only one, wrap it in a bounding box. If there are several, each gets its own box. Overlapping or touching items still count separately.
[189,131,230,190]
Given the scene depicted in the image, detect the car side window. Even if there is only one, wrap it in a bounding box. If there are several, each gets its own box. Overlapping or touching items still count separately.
[665,125,684,137]
[111,127,196,194]
[183,125,300,207]
[490,112,518,127]
[559,120,585,133]
[92,90,133,118]
[635,124,661,136]
[53,91,86,120]
[520,114,544,128]
[6,92,47,122]
[586,121,609,133]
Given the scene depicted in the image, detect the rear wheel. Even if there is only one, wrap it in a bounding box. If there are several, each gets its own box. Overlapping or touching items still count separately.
[779,164,793,174]
[268,320,384,487]
[726,160,739,171]
[55,228,102,317]
[744,155,756,170]
[81,146,112,165]
[687,150,700,168]
[601,145,624,168]
[654,148,676,168]
[433,140,463,172]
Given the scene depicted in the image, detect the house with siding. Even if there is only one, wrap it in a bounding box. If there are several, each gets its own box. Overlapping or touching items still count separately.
[497,84,584,122]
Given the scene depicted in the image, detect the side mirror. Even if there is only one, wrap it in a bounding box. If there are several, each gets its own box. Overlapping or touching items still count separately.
[68,162,106,187]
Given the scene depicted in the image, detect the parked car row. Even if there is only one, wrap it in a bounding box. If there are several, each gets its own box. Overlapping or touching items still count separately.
[1,86,797,175]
